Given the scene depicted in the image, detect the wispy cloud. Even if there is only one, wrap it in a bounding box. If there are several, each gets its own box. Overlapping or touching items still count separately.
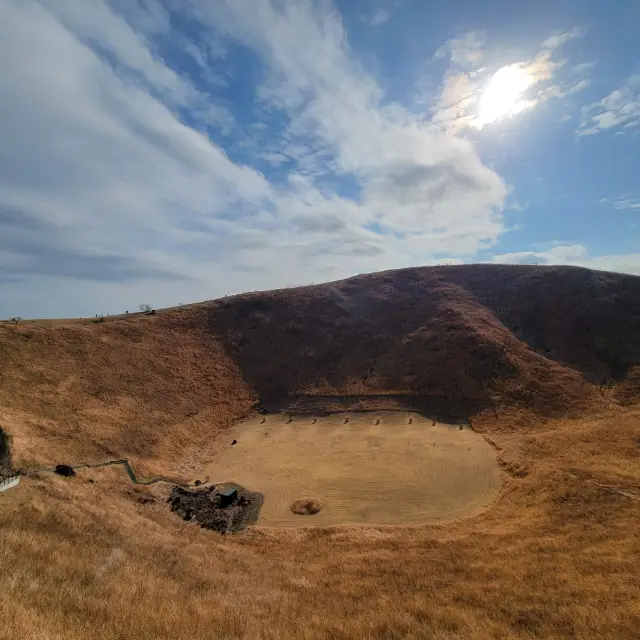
[434,31,485,68]
[369,8,391,26]
[577,74,640,135]
[574,61,597,74]
[600,195,640,211]
[540,27,586,50]
[364,1,401,27]
[614,198,640,211]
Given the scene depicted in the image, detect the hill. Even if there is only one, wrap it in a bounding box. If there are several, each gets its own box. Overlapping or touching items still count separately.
[1,264,639,639]
[210,264,640,417]
[1,264,639,471]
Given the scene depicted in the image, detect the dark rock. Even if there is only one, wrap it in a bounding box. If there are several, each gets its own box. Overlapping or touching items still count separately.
[168,483,263,534]
[55,464,76,477]
[194,480,202,486]
[231,439,237,446]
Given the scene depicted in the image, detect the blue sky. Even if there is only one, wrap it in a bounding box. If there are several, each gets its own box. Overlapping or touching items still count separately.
[1,0,639,318]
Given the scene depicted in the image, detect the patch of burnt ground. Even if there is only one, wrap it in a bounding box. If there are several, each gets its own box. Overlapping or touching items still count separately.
[168,483,263,534]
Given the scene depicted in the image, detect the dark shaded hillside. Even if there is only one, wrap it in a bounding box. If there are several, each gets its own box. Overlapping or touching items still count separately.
[442,265,640,382]
[208,265,640,417]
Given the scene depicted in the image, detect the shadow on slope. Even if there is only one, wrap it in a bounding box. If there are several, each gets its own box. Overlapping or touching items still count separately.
[442,264,640,383]
[206,265,624,419]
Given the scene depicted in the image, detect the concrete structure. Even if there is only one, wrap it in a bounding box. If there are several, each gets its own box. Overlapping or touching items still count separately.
[218,486,238,508]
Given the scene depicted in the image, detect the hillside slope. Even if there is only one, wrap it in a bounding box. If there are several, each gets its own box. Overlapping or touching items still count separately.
[209,264,640,417]
[1,264,639,471]
[0,310,254,473]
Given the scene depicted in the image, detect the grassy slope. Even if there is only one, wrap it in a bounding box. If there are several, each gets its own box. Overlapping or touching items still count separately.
[1,264,639,638]
[0,307,254,475]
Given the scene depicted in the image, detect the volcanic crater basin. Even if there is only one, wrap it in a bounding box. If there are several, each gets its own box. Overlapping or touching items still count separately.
[205,412,501,527]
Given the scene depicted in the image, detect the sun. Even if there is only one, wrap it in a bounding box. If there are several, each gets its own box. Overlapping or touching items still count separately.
[476,64,534,127]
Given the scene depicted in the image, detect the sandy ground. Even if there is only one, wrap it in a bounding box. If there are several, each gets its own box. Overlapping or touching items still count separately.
[204,412,501,527]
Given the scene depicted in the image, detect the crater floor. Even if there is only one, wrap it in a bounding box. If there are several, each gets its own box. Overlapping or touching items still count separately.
[205,412,501,527]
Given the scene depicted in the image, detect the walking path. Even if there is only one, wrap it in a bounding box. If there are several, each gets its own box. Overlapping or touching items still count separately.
[17,459,198,487]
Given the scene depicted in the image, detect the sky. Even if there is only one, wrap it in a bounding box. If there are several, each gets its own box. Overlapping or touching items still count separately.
[1,0,639,318]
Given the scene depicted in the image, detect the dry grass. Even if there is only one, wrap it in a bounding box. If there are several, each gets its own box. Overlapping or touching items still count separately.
[208,413,500,527]
[1,265,639,638]
[1,409,638,639]
[0,307,255,477]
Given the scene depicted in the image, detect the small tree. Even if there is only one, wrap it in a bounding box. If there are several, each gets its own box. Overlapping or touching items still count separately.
[138,304,153,313]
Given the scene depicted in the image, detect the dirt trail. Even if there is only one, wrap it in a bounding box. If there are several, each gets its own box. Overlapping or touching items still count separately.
[20,459,195,487]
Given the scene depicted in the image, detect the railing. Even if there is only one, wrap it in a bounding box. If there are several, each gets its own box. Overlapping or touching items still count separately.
[0,474,20,492]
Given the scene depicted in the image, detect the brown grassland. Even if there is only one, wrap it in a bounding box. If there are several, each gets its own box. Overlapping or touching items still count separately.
[0,264,639,639]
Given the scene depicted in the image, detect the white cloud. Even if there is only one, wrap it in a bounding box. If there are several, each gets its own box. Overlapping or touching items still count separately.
[0,0,509,318]
[435,31,485,68]
[184,0,507,247]
[369,8,391,26]
[564,79,591,95]
[430,71,477,132]
[574,61,596,74]
[364,1,401,27]
[540,27,586,50]
[42,0,236,133]
[577,75,640,135]
[45,0,189,104]
[491,244,640,275]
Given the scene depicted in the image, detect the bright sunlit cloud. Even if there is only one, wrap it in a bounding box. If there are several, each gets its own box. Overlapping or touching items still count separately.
[430,31,593,133]
[476,64,536,127]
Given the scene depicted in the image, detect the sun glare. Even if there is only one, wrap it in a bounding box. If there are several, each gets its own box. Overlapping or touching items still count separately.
[477,64,534,127]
